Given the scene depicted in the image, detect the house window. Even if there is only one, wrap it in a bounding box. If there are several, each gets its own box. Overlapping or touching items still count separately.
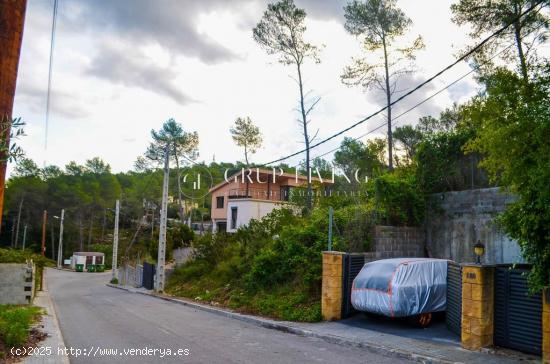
[216,196,224,208]
[216,221,227,233]
[231,207,238,229]
[280,186,290,201]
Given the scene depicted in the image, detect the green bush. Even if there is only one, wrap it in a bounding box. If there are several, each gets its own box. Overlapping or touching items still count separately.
[89,244,113,269]
[0,305,42,347]
[166,209,325,321]
[372,170,425,226]
[415,129,474,193]
[0,248,54,268]
[169,224,195,249]
[246,288,321,322]
[332,205,374,252]
[463,68,550,292]
[169,260,211,282]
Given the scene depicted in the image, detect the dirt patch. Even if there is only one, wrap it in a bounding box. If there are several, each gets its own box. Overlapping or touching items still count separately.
[0,327,48,364]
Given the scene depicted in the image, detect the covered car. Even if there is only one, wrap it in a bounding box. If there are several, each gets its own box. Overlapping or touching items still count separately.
[351,258,448,319]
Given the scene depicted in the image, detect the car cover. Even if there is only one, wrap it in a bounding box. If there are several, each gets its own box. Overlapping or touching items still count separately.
[351,258,448,317]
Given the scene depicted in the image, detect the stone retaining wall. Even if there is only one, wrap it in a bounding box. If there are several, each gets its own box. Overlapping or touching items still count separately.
[426,188,523,264]
[0,262,35,304]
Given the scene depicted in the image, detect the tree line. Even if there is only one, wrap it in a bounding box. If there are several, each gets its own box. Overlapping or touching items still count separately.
[1,0,548,290]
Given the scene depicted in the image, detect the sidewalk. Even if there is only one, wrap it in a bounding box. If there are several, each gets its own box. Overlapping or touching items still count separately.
[24,270,70,364]
[108,284,538,364]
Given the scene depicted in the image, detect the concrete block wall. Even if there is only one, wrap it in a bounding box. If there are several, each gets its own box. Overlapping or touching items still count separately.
[0,262,35,305]
[426,188,523,264]
[363,225,425,263]
[321,227,423,322]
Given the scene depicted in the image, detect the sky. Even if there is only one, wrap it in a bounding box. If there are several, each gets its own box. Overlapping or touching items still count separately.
[12,0,484,174]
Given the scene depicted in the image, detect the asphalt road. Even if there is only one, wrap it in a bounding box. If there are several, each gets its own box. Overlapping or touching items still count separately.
[46,268,413,364]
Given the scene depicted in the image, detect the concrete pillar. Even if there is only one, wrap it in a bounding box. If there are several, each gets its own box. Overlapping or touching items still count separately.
[321,251,344,321]
[461,264,494,350]
[543,289,550,364]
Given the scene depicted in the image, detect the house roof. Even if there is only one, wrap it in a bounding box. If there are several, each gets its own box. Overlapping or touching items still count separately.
[208,168,332,193]
[73,252,105,256]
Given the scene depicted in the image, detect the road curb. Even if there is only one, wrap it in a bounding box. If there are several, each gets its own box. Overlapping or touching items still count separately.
[106,283,460,364]
[24,269,70,364]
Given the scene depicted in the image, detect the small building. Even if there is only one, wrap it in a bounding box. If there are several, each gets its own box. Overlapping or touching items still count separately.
[209,168,332,233]
[71,252,105,272]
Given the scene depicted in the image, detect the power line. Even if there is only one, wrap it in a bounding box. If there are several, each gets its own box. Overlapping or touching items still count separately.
[306,17,547,163]
[44,0,59,162]
[258,0,544,167]
[309,69,475,162]
[282,18,546,168]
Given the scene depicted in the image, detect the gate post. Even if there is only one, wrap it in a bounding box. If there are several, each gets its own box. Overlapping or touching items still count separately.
[543,289,549,363]
[461,264,494,350]
[322,251,344,321]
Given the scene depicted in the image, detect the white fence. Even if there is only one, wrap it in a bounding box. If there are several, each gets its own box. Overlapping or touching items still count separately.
[118,264,143,288]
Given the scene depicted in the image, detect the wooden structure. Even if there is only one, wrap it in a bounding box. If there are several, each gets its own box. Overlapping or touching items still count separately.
[0,0,27,230]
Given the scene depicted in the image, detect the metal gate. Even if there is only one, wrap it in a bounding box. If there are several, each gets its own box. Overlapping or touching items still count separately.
[494,266,542,355]
[142,262,156,290]
[446,262,462,337]
[342,254,365,318]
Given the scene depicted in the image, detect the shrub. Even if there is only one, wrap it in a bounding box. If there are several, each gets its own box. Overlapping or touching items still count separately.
[332,205,374,252]
[166,208,326,322]
[372,171,425,226]
[169,260,212,282]
[415,129,475,193]
[0,248,54,268]
[191,233,228,265]
[0,305,42,347]
[89,244,113,269]
[169,224,195,249]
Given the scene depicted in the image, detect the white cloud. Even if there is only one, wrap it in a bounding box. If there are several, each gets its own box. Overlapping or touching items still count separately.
[13,0,487,174]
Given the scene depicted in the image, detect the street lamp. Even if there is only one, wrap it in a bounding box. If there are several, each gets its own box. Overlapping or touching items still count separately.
[474,240,485,265]
[54,210,65,269]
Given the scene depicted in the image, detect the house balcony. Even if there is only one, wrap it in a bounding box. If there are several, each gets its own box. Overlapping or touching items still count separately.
[228,188,279,201]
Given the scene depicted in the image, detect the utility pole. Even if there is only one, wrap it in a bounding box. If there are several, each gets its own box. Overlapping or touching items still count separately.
[41,210,47,256]
[56,209,64,269]
[10,219,15,247]
[50,222,55,260]
[101,208,106,242]
[151,209,155,239]
[151,206,157,240]
[40,210,46,291]
[0,0,28,232]
[21,224,27,250]
[112,200,119,281]
[14,197,23,248]
[156,143,169,292]
[328,206,333,251]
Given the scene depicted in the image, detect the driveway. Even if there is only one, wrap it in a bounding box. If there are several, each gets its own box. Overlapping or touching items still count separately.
[46,268,412,363]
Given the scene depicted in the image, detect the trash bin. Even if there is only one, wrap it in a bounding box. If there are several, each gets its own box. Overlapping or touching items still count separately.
[96,264,105,272]
[87,264,96,272]
[75,264,84,272]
